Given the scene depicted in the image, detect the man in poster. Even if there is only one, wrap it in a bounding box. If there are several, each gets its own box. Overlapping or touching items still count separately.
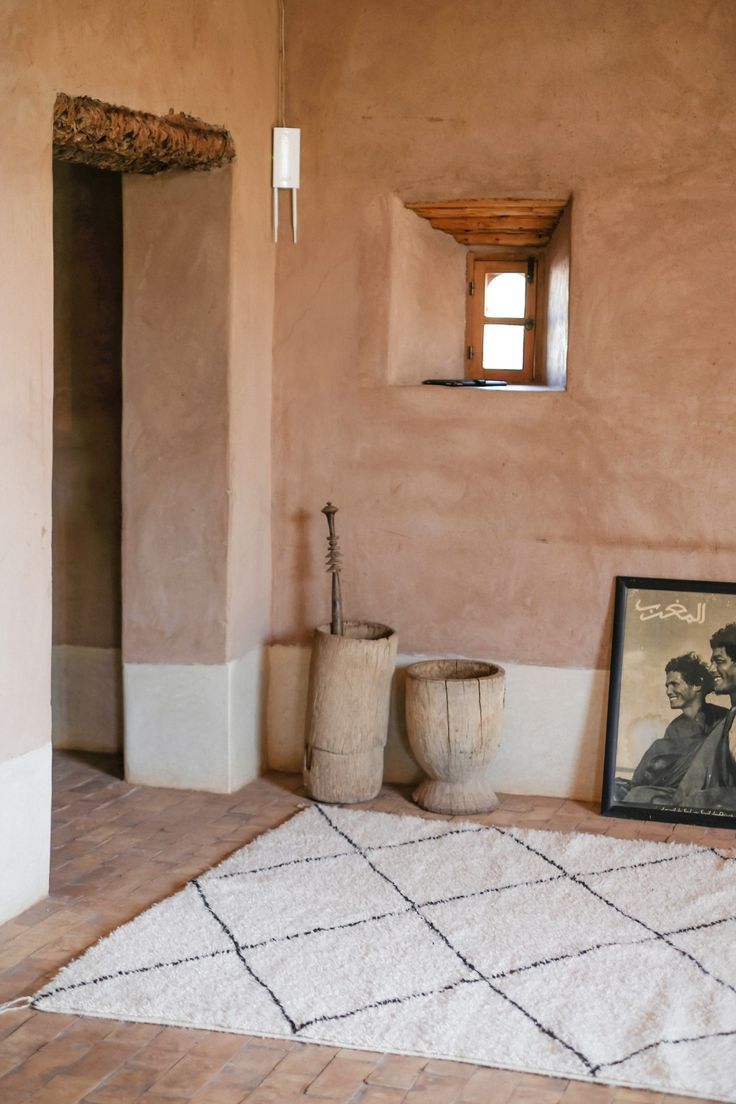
[674,624,736,810]
[621,653,726,806]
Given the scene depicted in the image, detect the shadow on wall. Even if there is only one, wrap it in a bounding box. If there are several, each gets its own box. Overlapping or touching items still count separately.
[291,508,313,642]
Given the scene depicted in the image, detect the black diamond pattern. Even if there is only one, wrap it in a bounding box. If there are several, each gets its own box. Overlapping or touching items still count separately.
[33,805,736,1092]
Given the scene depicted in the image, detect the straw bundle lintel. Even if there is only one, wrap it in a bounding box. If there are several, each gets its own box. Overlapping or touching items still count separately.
[53,93,235,175]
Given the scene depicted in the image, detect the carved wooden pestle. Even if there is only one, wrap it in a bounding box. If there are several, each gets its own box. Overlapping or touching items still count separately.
[322,501,343,636]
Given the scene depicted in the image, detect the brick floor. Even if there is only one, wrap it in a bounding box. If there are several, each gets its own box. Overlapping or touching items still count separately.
[0,750,727,1103]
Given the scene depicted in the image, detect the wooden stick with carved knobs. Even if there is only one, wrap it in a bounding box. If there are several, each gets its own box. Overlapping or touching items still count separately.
[322,502,343,636]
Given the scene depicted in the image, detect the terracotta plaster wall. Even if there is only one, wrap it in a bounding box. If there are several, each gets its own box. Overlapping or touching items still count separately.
[123,168,231,664]
[272,0,736,672]
[0,0,277,767]
[387,196,466,385]
[544,205,571,392]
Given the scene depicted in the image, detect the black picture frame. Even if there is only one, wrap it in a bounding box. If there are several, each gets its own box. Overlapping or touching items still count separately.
[602,576,736,829]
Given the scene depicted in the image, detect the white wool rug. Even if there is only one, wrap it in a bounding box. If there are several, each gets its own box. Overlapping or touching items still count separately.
[31,805,736,1101]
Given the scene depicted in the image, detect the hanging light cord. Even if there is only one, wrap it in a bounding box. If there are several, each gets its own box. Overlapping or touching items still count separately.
[278,0,286,126]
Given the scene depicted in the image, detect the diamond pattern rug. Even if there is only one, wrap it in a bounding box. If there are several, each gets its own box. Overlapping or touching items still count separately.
[33,805,736,1101]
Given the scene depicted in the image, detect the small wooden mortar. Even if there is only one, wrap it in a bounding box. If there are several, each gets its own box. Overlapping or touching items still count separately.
[405,658,506,815]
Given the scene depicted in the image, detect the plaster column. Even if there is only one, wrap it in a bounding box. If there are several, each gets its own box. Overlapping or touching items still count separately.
[122,167,248,792]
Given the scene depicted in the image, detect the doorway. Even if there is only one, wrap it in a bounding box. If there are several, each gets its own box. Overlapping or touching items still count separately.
[51,160,124,759]
[50,93,238,790]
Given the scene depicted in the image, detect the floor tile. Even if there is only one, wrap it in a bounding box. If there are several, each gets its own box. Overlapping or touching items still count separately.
[0,752,722,1104]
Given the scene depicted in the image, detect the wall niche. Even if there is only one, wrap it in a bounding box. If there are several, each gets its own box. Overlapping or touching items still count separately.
[390,195,571,391]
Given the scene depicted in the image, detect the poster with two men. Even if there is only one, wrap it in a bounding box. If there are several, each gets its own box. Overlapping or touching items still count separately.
[603,576,736,828]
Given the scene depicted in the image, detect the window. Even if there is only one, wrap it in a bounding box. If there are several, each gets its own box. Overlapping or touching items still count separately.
[466,257,536,383]
[404,196,571,390]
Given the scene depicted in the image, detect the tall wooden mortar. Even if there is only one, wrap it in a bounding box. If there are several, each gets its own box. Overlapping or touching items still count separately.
[304,620,398,803]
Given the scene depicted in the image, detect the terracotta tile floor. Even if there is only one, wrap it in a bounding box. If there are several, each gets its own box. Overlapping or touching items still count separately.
[1,751,733,1104]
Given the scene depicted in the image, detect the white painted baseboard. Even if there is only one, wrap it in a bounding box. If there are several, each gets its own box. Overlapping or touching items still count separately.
[229,647,266,787]
[266,644,609,801]
[124,647,264,793]
[0,743,51,924]
[52,645,123,753]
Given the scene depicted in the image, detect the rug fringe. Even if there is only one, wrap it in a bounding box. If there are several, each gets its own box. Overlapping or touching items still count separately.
[0,996,32,1014]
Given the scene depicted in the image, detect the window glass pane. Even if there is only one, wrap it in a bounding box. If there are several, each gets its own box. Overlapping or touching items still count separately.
[484,272,525,318]
[482,323,524,372]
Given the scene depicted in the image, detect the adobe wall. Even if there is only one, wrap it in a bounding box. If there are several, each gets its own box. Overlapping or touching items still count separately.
[270,0,736,795]
[0,0,277,918]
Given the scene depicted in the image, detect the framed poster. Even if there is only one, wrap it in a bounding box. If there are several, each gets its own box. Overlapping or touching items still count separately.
[602,576,736,829]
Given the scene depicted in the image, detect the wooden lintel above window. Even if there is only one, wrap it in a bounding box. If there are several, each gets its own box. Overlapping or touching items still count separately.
[405,197,569,247]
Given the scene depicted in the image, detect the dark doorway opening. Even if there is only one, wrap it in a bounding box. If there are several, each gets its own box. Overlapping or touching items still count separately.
[51,161,124,758]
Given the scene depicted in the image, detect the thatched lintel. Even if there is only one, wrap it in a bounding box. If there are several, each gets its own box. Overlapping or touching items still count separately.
[53,93,235,175]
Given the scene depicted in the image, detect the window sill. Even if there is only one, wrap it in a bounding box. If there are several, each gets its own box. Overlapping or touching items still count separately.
[395,382,566,392]
[493,384,566,392]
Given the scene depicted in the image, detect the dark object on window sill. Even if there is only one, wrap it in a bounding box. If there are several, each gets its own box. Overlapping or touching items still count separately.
[422,378,507,387]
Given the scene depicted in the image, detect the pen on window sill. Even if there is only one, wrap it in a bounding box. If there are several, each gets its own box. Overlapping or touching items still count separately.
[422,379,508,387]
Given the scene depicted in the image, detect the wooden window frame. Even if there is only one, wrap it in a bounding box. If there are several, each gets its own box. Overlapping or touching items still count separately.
[465,255,538,383]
